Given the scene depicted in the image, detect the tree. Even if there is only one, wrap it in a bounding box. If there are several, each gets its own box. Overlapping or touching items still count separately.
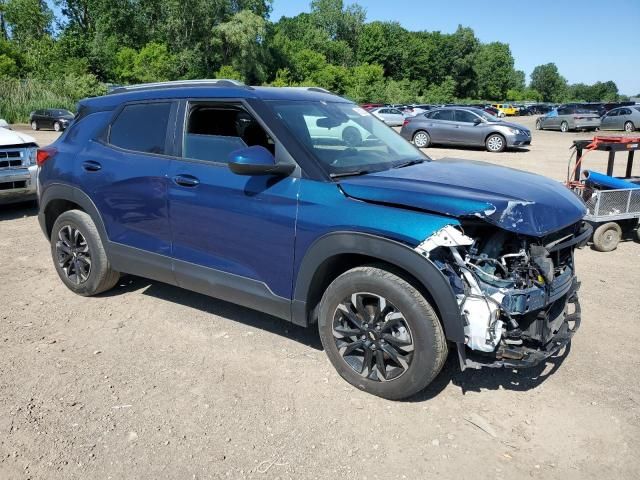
[530,63,567,102]
[473,42,515,100]
[214,9,269,84]
[357,21,407,79]
[3,0,52,43]
[344,63,385,103]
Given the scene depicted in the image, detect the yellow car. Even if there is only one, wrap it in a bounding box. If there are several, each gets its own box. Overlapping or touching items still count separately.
[492,103,517,116]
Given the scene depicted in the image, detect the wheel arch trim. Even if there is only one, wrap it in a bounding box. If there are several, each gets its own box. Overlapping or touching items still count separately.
[38,183,109,244]
[292,231,465,342]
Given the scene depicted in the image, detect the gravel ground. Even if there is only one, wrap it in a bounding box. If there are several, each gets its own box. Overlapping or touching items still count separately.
[1,118,639,479]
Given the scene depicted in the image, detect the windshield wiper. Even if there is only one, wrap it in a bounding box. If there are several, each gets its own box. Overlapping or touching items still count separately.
[329,170,372,179]
[392,159,425,169]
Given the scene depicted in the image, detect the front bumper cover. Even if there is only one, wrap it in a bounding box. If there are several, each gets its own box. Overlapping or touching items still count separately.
[0,165,37,204]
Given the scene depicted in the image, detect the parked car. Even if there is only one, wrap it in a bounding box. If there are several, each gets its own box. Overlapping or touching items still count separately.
[491,103,518,116]
[530,104,553,115]
[535,105,601,132]
[29,109,75,132]
[37,80,588,400]
[483,106,504,118]
[304,114,371,146]
[516,105,534,116]
[369,107,406,126]
[0,127,38,204]
[599,106,640,132]
[0,118,9,129]
[360,103,383,111]
[400,106,531,152]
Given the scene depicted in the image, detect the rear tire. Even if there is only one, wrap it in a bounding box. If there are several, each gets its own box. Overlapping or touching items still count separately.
[560,121,569,133]
[50,210,120,296]
[413,130,431,148]
[485,133,506,152]
[624,121,635,132]
[31,121,39,131]
[318,266,447,400]
[592,222,622,252]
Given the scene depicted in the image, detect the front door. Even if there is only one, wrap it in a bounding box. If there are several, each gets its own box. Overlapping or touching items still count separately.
[451,109,485,145]
[167,101,299,318]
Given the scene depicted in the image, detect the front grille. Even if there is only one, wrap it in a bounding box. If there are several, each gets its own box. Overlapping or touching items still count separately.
[0,180,27,190]
[0,147,28,169]
[0,159,22,168]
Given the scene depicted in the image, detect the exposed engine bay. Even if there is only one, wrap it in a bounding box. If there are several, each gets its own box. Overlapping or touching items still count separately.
[416,221,591,368]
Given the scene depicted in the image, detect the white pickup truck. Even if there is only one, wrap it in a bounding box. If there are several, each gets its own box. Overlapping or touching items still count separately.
[0,120,39,204]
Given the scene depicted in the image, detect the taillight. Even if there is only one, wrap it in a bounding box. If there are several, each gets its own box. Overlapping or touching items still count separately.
[403,119,410,127]
[36,147,57,166]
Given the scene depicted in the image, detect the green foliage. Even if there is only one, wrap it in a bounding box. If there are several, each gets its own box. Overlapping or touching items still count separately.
[215,65,244,82]
[0,0,626,115]
[530,63,567,102]
[473,42,516,100]
[0,75,105,122]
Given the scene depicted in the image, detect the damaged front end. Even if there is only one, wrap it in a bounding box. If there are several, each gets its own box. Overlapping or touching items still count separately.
[416,222,591,370]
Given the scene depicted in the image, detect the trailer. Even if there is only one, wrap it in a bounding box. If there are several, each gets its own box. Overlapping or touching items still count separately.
[568,136,640,251]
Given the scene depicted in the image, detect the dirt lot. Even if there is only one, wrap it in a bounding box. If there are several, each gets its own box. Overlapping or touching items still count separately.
[1,118,639,479]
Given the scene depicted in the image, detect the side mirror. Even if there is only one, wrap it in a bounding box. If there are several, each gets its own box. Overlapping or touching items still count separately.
[228,145,294,176]
[473,118,483,125]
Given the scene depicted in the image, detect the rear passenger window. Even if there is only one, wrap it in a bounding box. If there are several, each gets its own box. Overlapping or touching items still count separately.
[182,103,274,163]
[109,102,172,154]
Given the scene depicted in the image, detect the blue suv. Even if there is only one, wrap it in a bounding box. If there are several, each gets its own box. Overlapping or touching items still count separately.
[37,80,590,399]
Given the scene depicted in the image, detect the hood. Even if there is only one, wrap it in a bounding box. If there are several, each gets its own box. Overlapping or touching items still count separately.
[0,127,37,147]
[60,115,74,121]
[338,159,586,237]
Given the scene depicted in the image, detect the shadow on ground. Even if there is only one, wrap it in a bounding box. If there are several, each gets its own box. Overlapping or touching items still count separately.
[103,275,323,351]
[102,275,573,402]
[406,343,572,402]
[0,201,37,221]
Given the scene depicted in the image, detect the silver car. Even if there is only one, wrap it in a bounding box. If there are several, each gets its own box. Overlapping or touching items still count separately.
[399,107,531,152]
[535,105,601,132]
[370,107,405,127]
[600,106,640,132]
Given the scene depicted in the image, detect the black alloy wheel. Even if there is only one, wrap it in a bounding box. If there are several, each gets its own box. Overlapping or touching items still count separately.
[332,292,414,382]
[55,224,92,284]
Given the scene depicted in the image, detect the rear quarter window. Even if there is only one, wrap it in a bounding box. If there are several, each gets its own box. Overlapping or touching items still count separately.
[109,102,172,154]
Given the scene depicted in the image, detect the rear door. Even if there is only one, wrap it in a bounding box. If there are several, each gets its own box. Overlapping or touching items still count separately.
[166,100,299,314]
[79,101,176,281]
[426,109,455,143]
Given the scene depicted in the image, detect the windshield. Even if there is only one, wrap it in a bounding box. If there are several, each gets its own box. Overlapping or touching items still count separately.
[475,109,501,122]
[268,100,428,177]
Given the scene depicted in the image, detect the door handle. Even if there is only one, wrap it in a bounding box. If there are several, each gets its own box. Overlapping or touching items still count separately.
[82,161,102,172]
[173,174,200,187]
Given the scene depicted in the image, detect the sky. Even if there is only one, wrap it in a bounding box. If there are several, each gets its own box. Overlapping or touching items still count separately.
[270,0,640,95]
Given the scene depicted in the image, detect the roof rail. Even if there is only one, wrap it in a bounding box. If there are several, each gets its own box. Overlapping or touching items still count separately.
[107,79,249,95]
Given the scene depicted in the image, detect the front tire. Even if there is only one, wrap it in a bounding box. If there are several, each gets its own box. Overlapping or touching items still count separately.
[485,133,506,152]
[536,119,543,130]
[624,121,635,132]
[50,210,120,296]
[413,130,431,148]
[560,121,569,133]
[53,121,62,132]
[318,266,448,400]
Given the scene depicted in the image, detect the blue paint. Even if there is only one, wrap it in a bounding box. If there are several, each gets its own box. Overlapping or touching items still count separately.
[339,159,587,237]
[39,84,588,305]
